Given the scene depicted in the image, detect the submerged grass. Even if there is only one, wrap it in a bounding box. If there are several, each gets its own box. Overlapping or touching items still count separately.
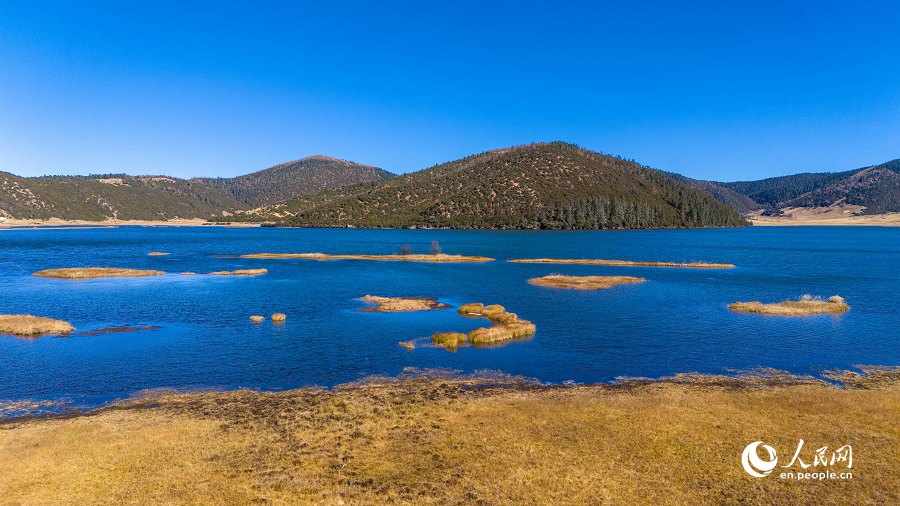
[729,295,850,316]
[33,267,166,279]
[509,258,735,268]
[528,274,647,290]
[240,252,494,263]
[1,369,897,505]
[0,314,74,337]
[361,295,450,312]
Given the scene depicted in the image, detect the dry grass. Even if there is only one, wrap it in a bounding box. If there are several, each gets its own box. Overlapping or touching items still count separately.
[361,295,450,312]
[240,252,494,263]
[1,370,897,505]
[729,295,850,316]
[249,315,264,323]
[528,274,647,290]
[271,313,286,322]
[147,251,170,256]
[0,314,74,337]
[509,258,735,268]
[398,340,416,350]
[179,272,197,276]
[457,302,485,315]
[33,267,166,279]
[208,268,268,276]
[430,332,468,350]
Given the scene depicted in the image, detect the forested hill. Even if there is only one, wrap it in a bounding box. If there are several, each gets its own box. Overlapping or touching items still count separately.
[264,142,748,229]
[0,173,247,221]
[194,156,395,207]
[678,159,900,215]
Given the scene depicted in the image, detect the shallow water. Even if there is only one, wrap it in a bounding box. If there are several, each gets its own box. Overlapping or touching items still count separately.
[1,226,898,413]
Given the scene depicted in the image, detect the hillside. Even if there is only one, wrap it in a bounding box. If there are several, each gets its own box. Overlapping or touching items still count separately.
[261,142,748,229]
[679,159,899,216]
[0,173,248,221]
[194,156,395,207]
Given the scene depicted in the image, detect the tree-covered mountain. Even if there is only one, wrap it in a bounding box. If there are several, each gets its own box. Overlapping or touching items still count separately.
[262,142,748,229]
[194,156,394,207]
[0,172,248,221]
[680,159,900,216]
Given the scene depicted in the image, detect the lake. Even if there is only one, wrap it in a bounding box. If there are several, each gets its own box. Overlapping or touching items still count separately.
[1,226,898,413]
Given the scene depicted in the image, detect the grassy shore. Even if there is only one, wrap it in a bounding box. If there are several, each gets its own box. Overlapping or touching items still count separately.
[0,370,897,505]
[509,258,735,268]
[240,252,495,263]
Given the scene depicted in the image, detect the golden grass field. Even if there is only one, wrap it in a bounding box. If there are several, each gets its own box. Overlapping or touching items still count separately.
[729,295,850,316]
[0,369,897,505]
[240,252,495,262]
[509,258,735,268]
[361,295,450,312]
[32,267,166,279]
[528,274,647,290]
[0,314,74,337]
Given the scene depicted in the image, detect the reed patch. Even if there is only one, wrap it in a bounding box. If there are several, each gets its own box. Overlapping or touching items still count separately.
[528,274,646,290]
[728,295,849,316]
[33,267,166,279]
[361,295,450,312]
[0,314,74,337]
[509,258,735,268]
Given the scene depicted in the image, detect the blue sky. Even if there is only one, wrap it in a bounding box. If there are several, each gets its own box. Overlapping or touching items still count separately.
[1,1,898,180]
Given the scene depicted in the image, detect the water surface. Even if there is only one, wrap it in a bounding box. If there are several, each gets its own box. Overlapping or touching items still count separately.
[1,226,897,412]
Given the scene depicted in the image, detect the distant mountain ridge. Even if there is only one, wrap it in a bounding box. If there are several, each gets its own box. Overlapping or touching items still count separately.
[259,142,748,229]
[0,172,247,221]
[679,159,900,216]
[194,156,394,207]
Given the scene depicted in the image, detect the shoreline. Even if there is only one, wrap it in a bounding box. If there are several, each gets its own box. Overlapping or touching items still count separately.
[2,368,897,504]
[0,218,261,229]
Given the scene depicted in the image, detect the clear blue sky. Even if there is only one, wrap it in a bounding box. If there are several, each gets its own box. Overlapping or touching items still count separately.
[1,1,898,181]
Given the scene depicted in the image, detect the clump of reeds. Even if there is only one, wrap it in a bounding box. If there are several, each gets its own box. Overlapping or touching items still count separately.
[33,268,166,279]
[361,295,449,312]
[509,258,735,268]
[457,303,485,316]
[240,252,494,263]
[528,275,646,290]
[431,332,468,351]
[208,269,268,276]
[398,340,416,350]
[250,316,264,323]
[728,295,850,316]
[271,313,286,322]
[0,314,75,337]
[147,252,170,256]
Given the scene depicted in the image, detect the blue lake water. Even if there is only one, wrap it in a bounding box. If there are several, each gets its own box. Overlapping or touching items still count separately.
[1,226,898,413]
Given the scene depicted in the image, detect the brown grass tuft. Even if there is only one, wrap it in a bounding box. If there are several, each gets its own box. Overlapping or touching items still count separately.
[208,269,268,276]
[361,295,449,312]
[457,303,485,315]
[271,313,286,322]
[147,252,170,256]
[249,316,264,323]
[430,332,468,350]
[528,274,646,289]
[728,295,850,316]
[0,314,74,337]
[33,267,166,279]
[240,252,494,263]
[509,258,735,268]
